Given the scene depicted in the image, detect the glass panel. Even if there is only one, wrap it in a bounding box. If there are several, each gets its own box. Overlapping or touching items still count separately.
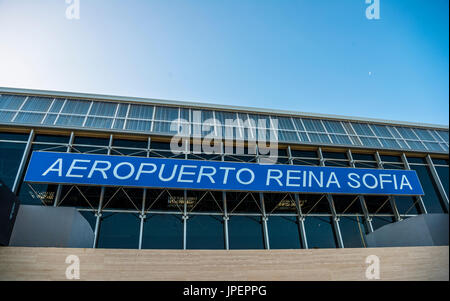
[278,130,299,142]
[308,133,331,144]
[435,166,449,198]
[436,130,449,143]
[359,137,382,147]
[117,104,128,117]
[414,129,435,141]
[61,99,91,114]
[371,216,395,231]
[154,106,178,121]
[323,120,346,134]
[371,125,393,137]
[397,127,418,140]
[42,114,57,125]
[228,216,264,249]
[49,99,65,113]
[97,212,140,249]
[0,142,26,189]
[152,121,177,134]
[73,136,109,146]
[186,215,224,249]
[34,134,69,144]
[126,119,152,132]
[267,216,302,249]
[276,117,295,130]
[409,165,446,213]
[351,123,374,136]
[142,214,183,249]
[406,140,426,150]
[85,117,113,129]
[128,104,154,119]
[0,94,26,110]
[330,134,352,145]
[423,142,444,152]
[394,196,421,215]
[0,132,29,141]
[302,119,326,132]
[364,195,392,214]
[55,115,85,126]
[0,111,14,122]
[339,216,366,248]
[304,216,337,249]
[292,118,305,131]
[18,183,58,206]
[14,112,45,124]
[379,138,400,149]
[21,96,53,112]
[89,102,117,117]
[332,195,362,214]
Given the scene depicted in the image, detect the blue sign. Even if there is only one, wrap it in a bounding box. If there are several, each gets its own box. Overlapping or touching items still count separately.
[24,151,424,195]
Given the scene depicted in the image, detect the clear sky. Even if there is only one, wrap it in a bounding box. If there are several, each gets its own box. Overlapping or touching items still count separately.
[0,0,448,125]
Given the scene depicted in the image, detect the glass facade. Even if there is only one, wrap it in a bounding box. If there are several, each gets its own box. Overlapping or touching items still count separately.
[0,89,448,251]
[0,92,448,153]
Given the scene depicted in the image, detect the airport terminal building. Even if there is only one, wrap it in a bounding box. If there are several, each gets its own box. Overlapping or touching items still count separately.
[0,87,448,256]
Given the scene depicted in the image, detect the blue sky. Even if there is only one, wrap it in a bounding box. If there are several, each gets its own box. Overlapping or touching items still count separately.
[0,0,448,125]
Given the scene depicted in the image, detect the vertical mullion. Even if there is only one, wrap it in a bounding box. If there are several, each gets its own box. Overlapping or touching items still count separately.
[12,128,34,194]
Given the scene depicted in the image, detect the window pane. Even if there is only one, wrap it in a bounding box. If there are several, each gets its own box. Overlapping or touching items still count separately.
[308,133,331,144]
[414,129,435,141]
[126,119,151,132]
[89,102,117,117]
[21,96,53,112]
[267,216,302,249]
[302,119,326,132]
[55,115,85,126]
[97,212,140,249]
[371,216,395,231]
[0,142,26,189]
[85,117,113,129]
[435,166,449,198]
[409,165,446,213]
[14,112,45,124]
[323,120,346,134]
[371,125,393,137]
[128,104,154,119]
[142,214,183,249]
[61,99,91,114]
[0,94,26,110]
[339,216,366,248]
[154,106,178,121]
[276,117,295,130]
[228,216,264,249]
[49,99,65,113]
[0,111,14,122]
[351,123,374,136]
[397,127,418,140]
[187,215,224,249]
[304,216,337,249]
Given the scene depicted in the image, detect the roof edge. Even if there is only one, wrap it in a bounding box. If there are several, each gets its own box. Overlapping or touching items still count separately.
[0,86,448,130]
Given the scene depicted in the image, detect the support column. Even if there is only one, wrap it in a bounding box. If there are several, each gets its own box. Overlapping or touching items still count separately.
[53,131,74,207]
[375,151,401,221]
[401,153,427,214]
[318,147,344,248]
[287,146,308,249]
[426,155,449,211]
[92,134,113,248]
[12,129,34,194]
[347,149,373,233]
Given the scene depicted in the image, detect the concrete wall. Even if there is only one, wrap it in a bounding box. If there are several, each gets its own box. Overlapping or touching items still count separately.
[0,246,447,281]
[9,205,94,248]
[366,214,449,247]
